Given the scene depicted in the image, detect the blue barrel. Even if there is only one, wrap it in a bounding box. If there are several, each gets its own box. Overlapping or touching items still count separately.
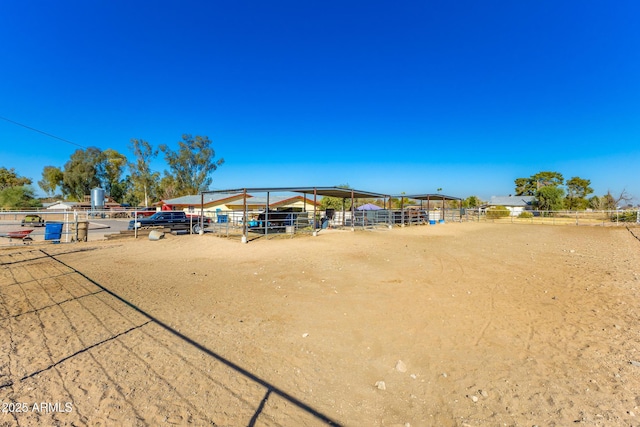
[429,220,436,225]
[45,222,63,242]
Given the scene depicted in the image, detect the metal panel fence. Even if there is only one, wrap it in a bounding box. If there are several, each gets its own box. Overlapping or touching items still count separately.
[204,210,315,239]
[463,209,640,226]
[0,209,152,246]
[0,210,77,246]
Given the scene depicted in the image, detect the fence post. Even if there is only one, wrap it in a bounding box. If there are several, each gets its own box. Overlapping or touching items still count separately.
[74,210,79,242]
[64,211,69,243]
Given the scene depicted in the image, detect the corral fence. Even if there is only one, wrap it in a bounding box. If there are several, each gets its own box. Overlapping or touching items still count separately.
[328,208,462,228]
[463,209,640,226]
[0,208,147,247]
[0,210,81,247]
[202,207,464,240]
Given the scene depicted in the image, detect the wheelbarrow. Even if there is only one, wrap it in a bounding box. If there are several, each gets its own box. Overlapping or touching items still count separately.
[0,229,34,243]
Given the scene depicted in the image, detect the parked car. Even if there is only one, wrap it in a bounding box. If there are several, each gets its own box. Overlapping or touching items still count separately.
[21,214,46,227]
[128,211,211,233]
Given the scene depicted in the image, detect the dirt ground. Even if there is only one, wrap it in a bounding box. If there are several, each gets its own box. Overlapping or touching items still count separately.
[1,222,639,426]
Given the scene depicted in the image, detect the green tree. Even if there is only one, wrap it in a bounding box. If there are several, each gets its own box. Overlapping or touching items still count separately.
[109,179,131,204]
[601,191,618,210]
[159,134,224,196]
[157,173,179,200]
[515,171,564,196]
[462,195,481,208]
[128,139,159,207]
[319,185,353,210]
[536,186,565,211]
[565,176,593,210]
[0,167,32,190]
[101,148,128,198]
[61,147,104,201]
[588,195,601,210]
[514,177,536,196]
[0,186,42,209]
[38,166,64,197]
[533,171,564,188]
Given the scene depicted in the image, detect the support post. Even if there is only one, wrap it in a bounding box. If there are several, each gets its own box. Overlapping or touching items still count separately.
[265,192,270,238]
[74,210,78,242]
[242,189,248,243]
[200,193,204,235]
[313,188,318,236]
[351,190,355,231]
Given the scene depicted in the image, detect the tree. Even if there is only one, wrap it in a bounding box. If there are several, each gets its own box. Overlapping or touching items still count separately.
[319,184,353,210]
[514,177,536,196]
[565,176,593,210]
[390,192,411,209]
[38,166,64,197]
[536,186,565,211]
[0,167,32,190]
[128,139,159,207]
[61,147,104,201]
[157,173,179,200]
[159,134,224,196]
[462,195,481,208]
[533,171,564,188]
[109,178,131,204]
[0,186,41,209]
[101,148,128,198]
[588,195,601,210]
[602,192,617,210]
[602,189,633,210]
[515,171,564,196]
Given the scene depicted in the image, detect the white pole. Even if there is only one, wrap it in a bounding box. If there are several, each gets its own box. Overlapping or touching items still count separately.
[64,211,69,243]
[74,210,78,242]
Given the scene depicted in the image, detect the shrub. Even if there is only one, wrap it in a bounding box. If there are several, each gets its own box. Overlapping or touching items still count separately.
[611,211,639,222]
[486,206,510,219]
[518,211,534,219]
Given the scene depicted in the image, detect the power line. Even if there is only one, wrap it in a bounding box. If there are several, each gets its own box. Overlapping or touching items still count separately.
[0,115,86,149]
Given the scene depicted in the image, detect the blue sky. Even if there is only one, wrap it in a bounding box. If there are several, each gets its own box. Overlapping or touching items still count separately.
[1,0,639,201]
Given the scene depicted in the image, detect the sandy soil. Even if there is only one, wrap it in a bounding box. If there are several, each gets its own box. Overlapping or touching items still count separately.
[1,222,639,426]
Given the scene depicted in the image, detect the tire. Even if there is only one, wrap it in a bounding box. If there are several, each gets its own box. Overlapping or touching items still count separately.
[192,224,202,234]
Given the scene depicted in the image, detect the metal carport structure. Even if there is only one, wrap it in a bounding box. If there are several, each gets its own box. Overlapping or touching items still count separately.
[200,187,391,242]
[398,193,463,225]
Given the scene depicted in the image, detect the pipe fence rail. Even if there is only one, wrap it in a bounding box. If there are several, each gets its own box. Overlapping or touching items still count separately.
[463,209,640,226]
[0,209,134,247]
[3,207,637,247]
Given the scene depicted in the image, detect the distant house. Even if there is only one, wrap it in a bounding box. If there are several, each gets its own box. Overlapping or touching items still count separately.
[162,193,319,212]
[46,201,80,210]
[160,193,320,223]
[160,193,248,214]
[488,195,536,216]
[225,195,319,212]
